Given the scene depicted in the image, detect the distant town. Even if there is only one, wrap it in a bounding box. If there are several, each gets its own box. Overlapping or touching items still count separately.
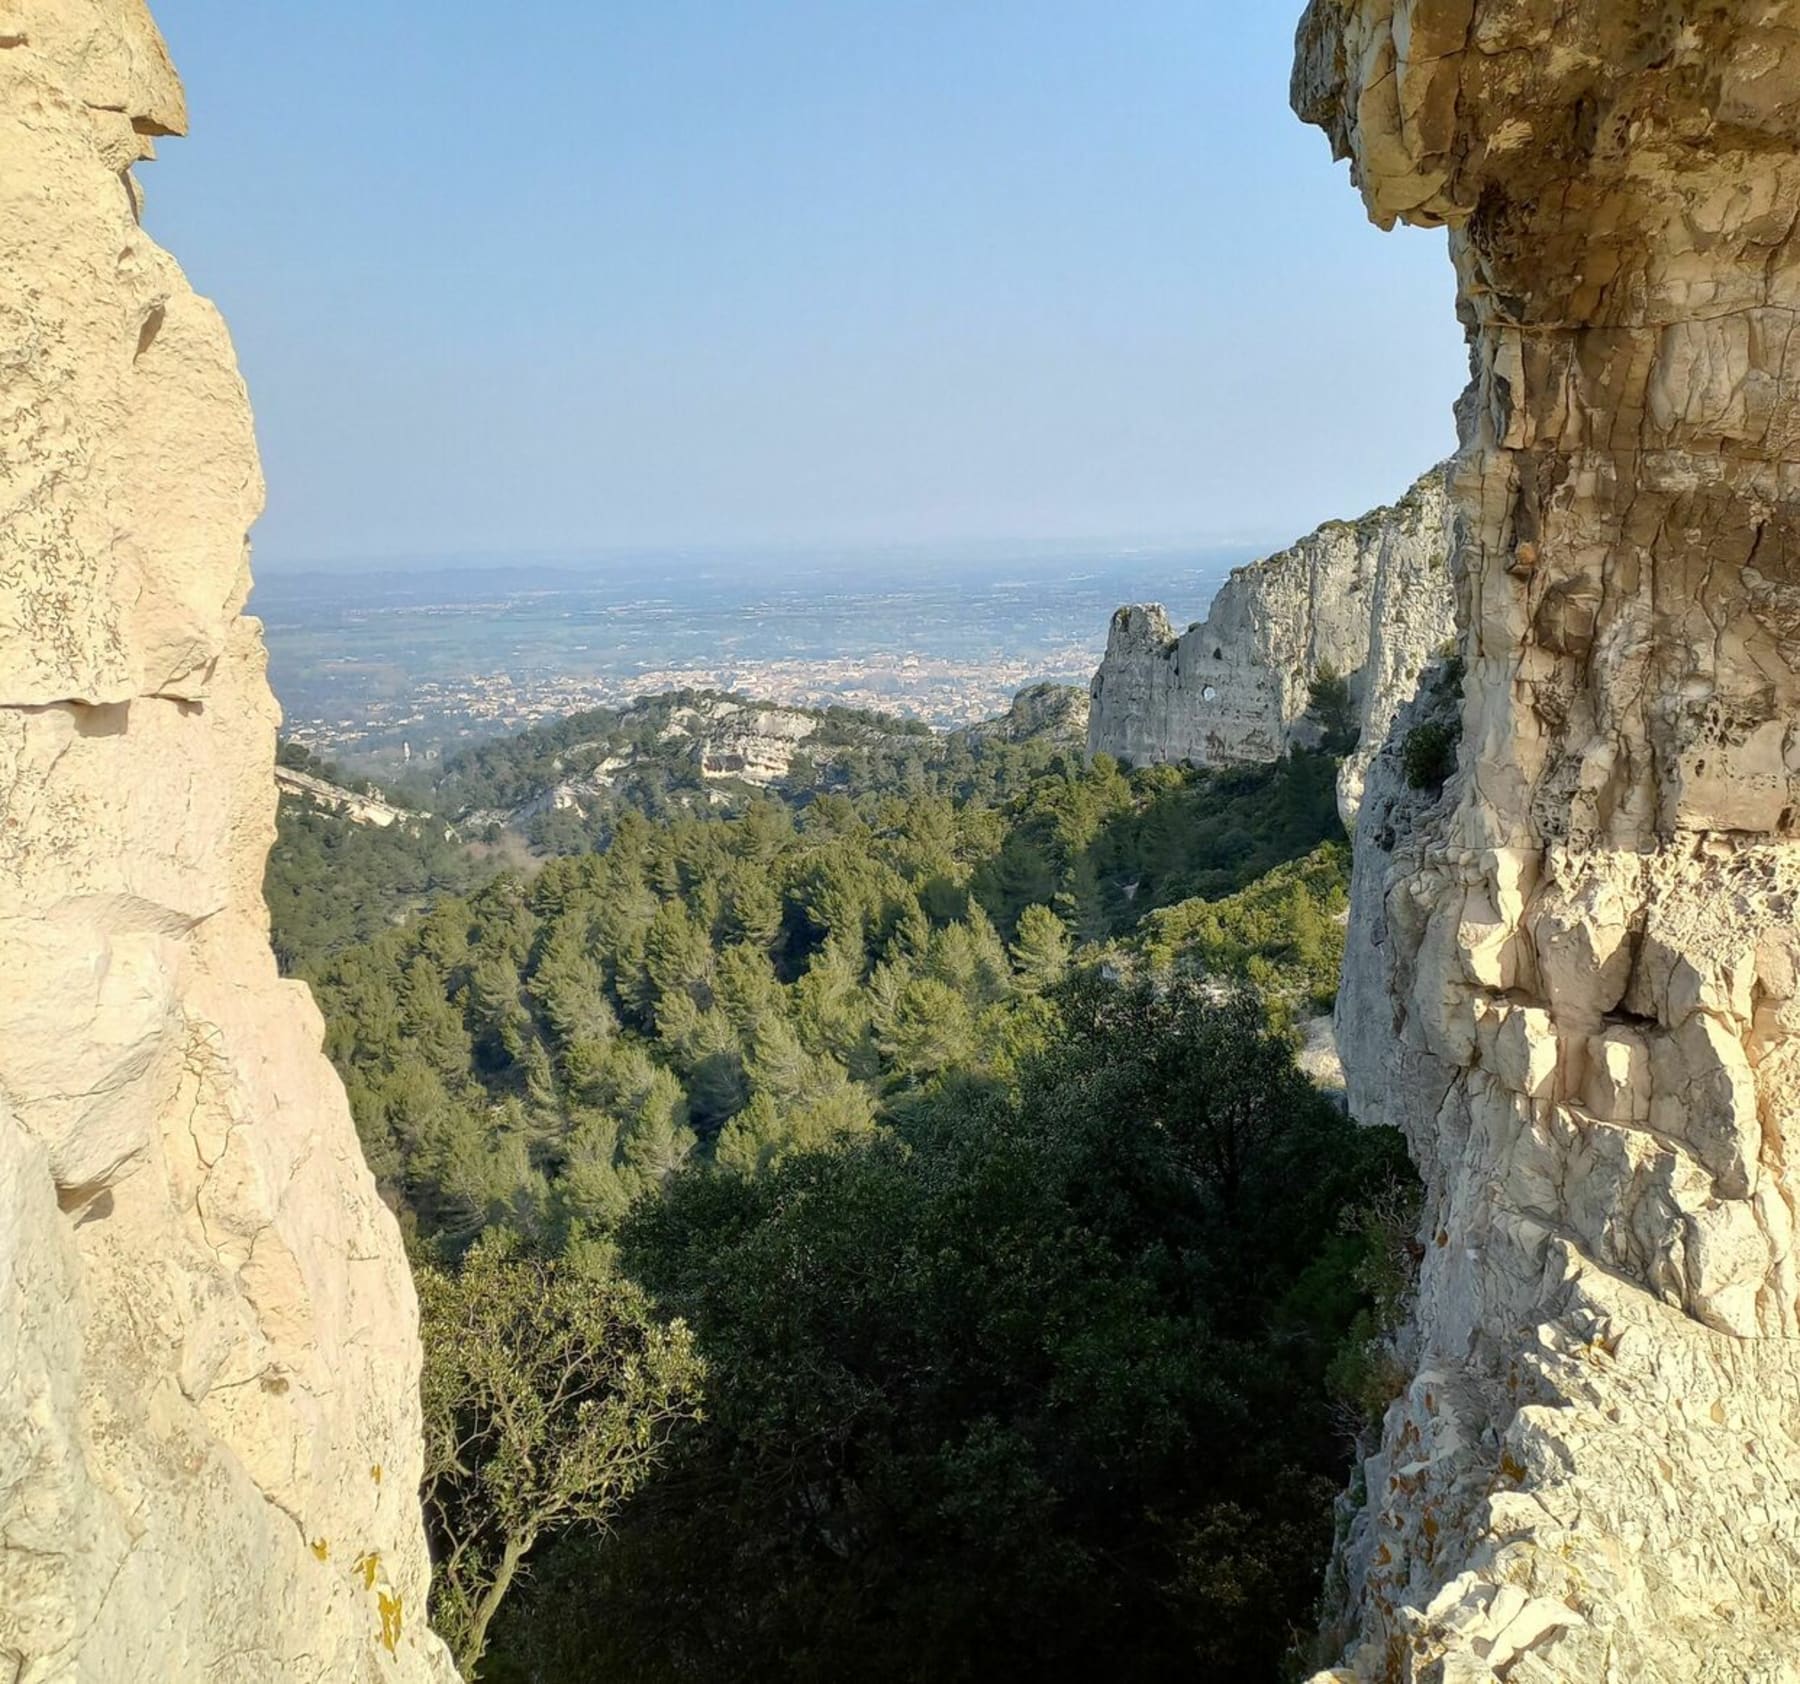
[258,557,1240,769]
[282,643,1102,765]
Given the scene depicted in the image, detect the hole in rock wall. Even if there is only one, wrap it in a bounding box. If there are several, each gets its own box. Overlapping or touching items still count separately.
[56,1183,116,1225]
[71,701,129,738]
[136,302,165,359]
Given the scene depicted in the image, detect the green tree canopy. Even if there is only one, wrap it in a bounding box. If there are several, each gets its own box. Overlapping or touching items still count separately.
[490,978,1413,1684]
[418,1234,704,1677]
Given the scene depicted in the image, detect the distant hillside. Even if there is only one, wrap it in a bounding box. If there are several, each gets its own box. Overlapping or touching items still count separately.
[268,742,491,973]
[430,684,1091,852]
[268,685,1091,973]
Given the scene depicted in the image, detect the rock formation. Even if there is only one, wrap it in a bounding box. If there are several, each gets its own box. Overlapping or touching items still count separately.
[275,765,412,829]
[687,686,1089,781]
[686,700,821,784]
[1295,4,1800,1679]
[0,4,453,1678]
[963,680,1089,746]
[1085,469,1454,819]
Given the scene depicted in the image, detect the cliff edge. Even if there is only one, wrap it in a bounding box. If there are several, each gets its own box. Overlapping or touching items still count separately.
[1296,4,1800,1680]
[1086,468,1454,821]
[0,4,453,1678]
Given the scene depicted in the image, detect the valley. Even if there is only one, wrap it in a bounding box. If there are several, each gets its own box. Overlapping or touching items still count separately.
[19,3,1800,1682]
[253,549,1248,769]
[271,654,1403,1680]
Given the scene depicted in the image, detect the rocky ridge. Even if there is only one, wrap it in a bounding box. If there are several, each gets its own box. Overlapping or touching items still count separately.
[275,764,413,829]
[1085,468,1455,819]
[1296,4,1800,1680]
[454,685,1088,835]
[0,5,452,1679]
[687,701,820,784]
[962,679,1091,745]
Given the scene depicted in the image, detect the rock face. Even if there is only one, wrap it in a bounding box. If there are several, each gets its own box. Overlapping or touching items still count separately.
[1296,5,1800,1680]
[964,681,1090,746]
[275,765,410,828]
[684,700,820,784]
[0,6,453,1680]
[1085,469,1454,819]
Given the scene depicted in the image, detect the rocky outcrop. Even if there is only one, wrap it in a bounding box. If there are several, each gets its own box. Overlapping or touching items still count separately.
[1085,470,1454,818]
[964,681,1089,747]
[682,700,819,784]
[0,6,453,1680]
[1296,5,1800,1680]
[275,765,411,828]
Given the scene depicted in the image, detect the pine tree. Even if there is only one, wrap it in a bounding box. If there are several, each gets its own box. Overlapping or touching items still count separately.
[1010,903,1072,993]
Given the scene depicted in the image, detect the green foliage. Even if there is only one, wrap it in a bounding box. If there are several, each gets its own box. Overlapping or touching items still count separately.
[272,694,1334,989]
[486,978,1413,1684]
[1319,1181,1422,1432]
[312,739,1349,1251]
[1009,902,1072,993]
[1304,663,1358,755]
[418,1233,704,1678]
[1402,720,1460,791]
[1128,842,1350,1014]
[265,789,489,975]
[972,748,1345,939]
[1395,655,1467,795]
[287,696,1418,1683]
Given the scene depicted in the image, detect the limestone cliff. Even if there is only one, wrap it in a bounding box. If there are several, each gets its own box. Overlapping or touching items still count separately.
[0,5,453,1679]
[1296,4,1800,1680]
[276,765,413,829]
[683,699,821,784]
[1085,469,1454,819]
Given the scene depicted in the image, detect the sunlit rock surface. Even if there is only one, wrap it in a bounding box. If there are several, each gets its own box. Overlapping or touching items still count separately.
[1086,468,1454,820]
[0,4,454,1678]
[1296,4,1800,1679]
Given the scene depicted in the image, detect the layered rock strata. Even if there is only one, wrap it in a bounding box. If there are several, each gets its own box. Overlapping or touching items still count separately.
[0,4,452,1678]
[1085,468,1454,819]
[1295,4,1800,1680]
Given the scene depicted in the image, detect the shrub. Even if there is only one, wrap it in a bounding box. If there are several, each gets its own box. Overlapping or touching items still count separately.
[1305,664,1358,755]
[1402,721,1459,792]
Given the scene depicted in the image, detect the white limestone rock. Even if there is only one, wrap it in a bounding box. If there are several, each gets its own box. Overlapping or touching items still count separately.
[0,6,455,1679]
[1085,468,1455,821]
[964,681,1090,747]
[1297,3,1800,1678]
[690,701,820,784]
[274,765,410,828]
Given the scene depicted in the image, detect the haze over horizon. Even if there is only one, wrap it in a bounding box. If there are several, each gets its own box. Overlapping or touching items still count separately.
[247,532,1264,583]
[147,0,1467,572]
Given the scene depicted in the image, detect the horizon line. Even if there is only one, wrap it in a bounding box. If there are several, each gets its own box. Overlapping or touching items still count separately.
[249,531,1287,579]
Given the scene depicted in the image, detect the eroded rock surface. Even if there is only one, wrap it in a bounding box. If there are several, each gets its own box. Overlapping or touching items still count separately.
[1085,469,1454,820]
[0,5,453,1678]
[1296,4,1800,1680]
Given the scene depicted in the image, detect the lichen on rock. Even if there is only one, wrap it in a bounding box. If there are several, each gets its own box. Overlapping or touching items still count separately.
[1295,3,1800,1679]
[0,4,454,1678]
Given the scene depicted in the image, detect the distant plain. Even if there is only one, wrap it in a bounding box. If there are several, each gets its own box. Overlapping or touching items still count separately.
[254,546,1251,766]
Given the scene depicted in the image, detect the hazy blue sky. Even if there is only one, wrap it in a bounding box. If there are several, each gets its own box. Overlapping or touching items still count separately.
[146,0,1466,570]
